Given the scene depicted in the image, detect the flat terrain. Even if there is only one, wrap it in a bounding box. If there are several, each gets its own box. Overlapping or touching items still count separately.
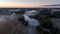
[0,14,60,34]
[0,14,25,34]
[0,14,39,34]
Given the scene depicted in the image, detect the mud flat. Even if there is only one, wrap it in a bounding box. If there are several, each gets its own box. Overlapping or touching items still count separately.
[0,14,25,34]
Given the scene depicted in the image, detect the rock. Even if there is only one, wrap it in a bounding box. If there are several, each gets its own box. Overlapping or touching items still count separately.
[18,16,28,26]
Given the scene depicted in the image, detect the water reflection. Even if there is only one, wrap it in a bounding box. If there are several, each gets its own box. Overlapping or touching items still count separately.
[23,15,40,26]
[23,15,40,34]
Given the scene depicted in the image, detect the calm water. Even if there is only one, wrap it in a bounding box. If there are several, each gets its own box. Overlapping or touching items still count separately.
[23,15,40,34]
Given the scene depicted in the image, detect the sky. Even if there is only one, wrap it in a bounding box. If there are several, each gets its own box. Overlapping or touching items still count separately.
[0,0,60,8]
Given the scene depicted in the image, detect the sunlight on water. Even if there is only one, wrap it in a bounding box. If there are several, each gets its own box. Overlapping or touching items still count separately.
[25,10,38,16]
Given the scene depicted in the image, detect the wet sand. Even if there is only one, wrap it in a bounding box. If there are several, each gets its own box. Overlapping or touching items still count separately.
[0,14,24,34]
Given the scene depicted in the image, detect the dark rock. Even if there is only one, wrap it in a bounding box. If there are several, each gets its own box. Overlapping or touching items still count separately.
[18,16,28,26]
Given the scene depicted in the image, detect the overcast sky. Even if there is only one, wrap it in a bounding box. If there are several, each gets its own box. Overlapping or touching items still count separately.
[0,0,60,8]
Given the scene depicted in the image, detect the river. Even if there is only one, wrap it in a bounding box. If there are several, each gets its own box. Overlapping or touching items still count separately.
[23,15,40,34]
